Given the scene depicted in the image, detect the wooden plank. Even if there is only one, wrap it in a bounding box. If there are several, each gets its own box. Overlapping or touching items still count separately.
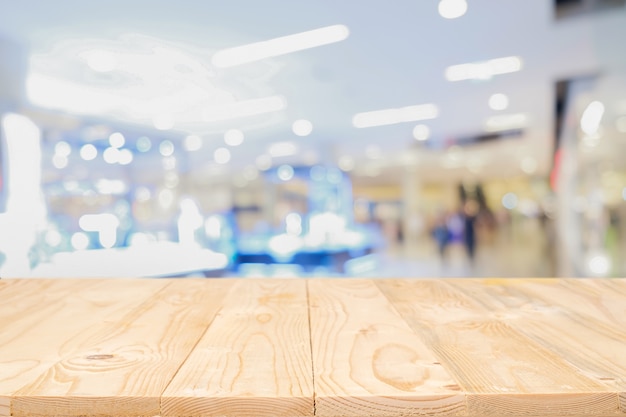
[308,279,464,417]
[447,278,626,415]
[377,279,618,417]
[162,279,313,417]
[0,278,142,417]
[9,278,234,417]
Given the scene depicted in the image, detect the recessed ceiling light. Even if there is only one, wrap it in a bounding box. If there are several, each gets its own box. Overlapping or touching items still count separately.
[292,119,313,136]
[52,154,68,169]
[118,149,134,165]
[412,124,430,141]
[488,93,509,111]
[80,144,98,161]
[438,0,468,19]
[103,147,121,164]
[224,129,245,146]
[214,147,231,164]
[54,141,71,157]
[159,140,175,157]
[109,132,125,148]
[184,135,202,151]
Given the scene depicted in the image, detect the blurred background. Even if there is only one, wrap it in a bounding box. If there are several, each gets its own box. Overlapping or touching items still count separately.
[0,0,625,278]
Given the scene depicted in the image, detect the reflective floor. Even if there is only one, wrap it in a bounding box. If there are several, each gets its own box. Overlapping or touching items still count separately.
[349,218,557,278]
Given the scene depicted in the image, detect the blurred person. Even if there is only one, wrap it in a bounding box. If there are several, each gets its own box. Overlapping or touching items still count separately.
[462,200,479,262]
[431,212,451,262]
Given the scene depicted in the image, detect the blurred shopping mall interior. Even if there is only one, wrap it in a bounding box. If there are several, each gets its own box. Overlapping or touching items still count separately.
[0,0,625,278]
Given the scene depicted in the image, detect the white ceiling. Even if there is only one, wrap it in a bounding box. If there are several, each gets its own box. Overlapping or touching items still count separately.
[1,0,625,184]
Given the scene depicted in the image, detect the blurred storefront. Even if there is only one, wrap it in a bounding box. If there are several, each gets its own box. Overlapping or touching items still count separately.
[0,2,624,278]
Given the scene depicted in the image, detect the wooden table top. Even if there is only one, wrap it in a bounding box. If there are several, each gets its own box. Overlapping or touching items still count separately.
[1,278,625,417]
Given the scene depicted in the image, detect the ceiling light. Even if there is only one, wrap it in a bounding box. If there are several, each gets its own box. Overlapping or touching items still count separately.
[212,24,350,68]
[269,141,298,157]
[54,141,71,157]
[488,93,509,111]
[277,165,295,181]
[412,124,430,141]
[118,149,134,165]
[485,113,527,132]
[52,154,68,169]
[353,103,439,128]
[80,144,98,161]
[109,132,125,148]
[445,56,522,82]
[224,129,244,146]
[292,119,313,136]
[202,95,286,123]
[136,136,152,152]
[103,147,121,164]
[580,101,605,135]
[159,140,175,157]
[438,0,468,19]
[184,135,202,151]
[214,147,231,164]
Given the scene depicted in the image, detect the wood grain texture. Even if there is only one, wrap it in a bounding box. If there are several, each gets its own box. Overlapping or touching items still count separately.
[2,277,626,417]
[162,279,314,417]
[377,279,619,417]
[0,278,159,417]
[449,278,626,415]
[308,279,464,417]
[9,278,234,417]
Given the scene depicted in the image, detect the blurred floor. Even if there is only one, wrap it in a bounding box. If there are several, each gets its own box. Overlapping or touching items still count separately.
[230,217,560,278]
[365,217,557,278]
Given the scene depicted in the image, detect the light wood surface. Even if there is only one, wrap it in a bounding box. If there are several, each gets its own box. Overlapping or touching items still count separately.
[1,277,625,417]
[162,279,314,417]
